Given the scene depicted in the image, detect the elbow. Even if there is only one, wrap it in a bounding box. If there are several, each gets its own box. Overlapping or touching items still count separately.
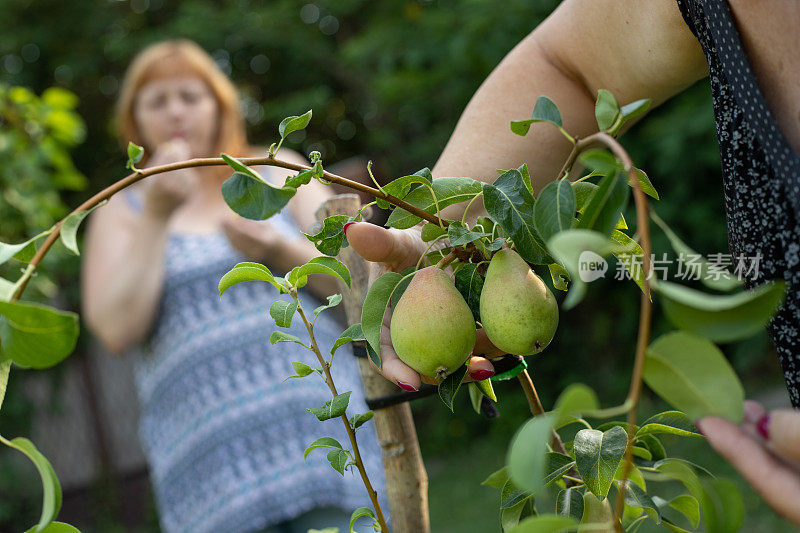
[82,307,133,356]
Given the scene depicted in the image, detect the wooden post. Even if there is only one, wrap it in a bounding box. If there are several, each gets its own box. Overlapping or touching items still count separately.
[316,194,430,533]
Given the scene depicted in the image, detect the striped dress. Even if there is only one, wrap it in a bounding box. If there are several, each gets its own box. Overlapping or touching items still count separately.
[124,190,388,533]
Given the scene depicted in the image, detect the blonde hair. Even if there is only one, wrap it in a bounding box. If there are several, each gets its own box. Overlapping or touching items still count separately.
[114,39,250,183]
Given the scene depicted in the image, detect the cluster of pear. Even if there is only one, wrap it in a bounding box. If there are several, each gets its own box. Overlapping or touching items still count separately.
[390,248,559,380]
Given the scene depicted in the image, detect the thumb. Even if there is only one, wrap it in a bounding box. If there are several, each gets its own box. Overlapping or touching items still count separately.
[344,222,424,271]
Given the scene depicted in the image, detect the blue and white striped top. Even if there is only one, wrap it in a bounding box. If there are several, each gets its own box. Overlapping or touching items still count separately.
[123,188,388,533]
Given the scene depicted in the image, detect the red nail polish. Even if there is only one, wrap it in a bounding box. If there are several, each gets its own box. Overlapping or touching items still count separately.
[756,414,771,440]
[397,381,418,392]
[343,221,357,236]
[470,369,495,381]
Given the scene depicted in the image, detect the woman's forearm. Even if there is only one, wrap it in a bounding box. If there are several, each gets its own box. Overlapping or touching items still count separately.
[84,209,172,353]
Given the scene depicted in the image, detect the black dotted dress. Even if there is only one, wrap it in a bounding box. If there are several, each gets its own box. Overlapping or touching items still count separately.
[676,0,800,407]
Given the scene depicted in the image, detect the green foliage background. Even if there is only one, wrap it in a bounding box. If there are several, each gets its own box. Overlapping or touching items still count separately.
[0,0,790,531]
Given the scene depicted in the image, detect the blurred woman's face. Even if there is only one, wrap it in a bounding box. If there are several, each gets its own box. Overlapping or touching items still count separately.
[133,76,218,156]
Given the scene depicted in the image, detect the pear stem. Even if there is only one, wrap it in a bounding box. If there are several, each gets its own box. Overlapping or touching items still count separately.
[516,370,567,455]
[435,251,457,269]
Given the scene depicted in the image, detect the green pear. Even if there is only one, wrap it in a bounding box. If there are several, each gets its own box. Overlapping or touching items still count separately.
[390,266,477,379]
[480,248,558,355]
[581,493,615,532]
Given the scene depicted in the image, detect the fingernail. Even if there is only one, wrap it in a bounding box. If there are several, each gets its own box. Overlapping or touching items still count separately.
[756,414,771,440]
[397,381,418,392]
[694,419,706,437]
[343,221,357,236]
[470,369,495,381]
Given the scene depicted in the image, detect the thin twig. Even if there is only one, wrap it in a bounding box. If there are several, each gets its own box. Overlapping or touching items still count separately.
[11,155,447,302]
[296,303,389,532]
[557,132,653,529]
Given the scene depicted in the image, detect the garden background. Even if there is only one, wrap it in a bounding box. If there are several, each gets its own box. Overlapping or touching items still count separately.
[0,0,793,531]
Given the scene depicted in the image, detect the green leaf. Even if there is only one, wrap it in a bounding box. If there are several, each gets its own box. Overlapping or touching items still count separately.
[361,272,404,367]
[269,300,298,328]
[376,171,432,209]
[349,507,376,533]
[548,263,570,291]
[326,448,349,475]
[0,301,78,369]
[0,358,11,410]
[507,414,554,495]
[532,96,563,127]
[655,278,786,343]
[483,169,552,264]
[556,487,584,520]
[454,263,484,322]
[544,453,575,487]
[313,294,343,318]
[578,150,620,175]
[303,437,343,459]
[126,141,144,170]
[573,181,599,212]
[438,362,469,412]
[291,257,351,288]
[481,466,509,490]
[576,169,629,237]
[349,411,374,429]
[221,171,296,221]
[0,231,49,266]
[219,262,288,295]
[518,163,535,197]
[510,119,535,137]
[307,391,351,421]
[534,178,575,242]
[634,434,666,462]
[25,522,81,533]
[636,411,701,438]
[643,331,744,422]
[447,221,491,246]
[619,98,652,123]
[595,90,620,131]
[546,229,612,309]
[699,478,743,533]
[651,211,741,291]
[303,214,350,256]
[609,230,647,296]
[630,168,659,200]
[385,177,482,229]
[1,436,61,532]
[475,376,497,402]
[330,324,366,356]
[552,383,600,429]
[501,478,532,510]
[573,426,627,499]
[420,223,447,242]
[664,494,700,529]
[279,110,312,138]
[619,479,660,524]
[469,382,484,414]
[59,201,106,255]
[269,331,305,346]
[501,499,529,533]
[284,361,317,381]
[509,514,576,533]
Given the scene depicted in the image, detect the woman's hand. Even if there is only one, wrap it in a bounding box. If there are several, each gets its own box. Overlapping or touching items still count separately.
[140,138,199,219]
[696,400,800,526]
[344,221,506,392]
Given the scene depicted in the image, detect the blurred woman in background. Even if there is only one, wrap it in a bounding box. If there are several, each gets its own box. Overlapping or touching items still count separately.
[80,39,387,533]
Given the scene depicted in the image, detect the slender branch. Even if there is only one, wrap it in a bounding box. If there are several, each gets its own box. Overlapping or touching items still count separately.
[435,251,457,270]
[10,154,447,302]
[558,132,653,527]
[516,370,569,455]
[295,303,388,532]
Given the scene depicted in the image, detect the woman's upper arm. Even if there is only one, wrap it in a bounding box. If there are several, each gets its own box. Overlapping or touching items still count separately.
[535,0,708,108]
[80,192,136,323]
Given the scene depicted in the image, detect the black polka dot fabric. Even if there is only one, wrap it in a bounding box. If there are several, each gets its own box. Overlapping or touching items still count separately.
[676,0,800,407]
